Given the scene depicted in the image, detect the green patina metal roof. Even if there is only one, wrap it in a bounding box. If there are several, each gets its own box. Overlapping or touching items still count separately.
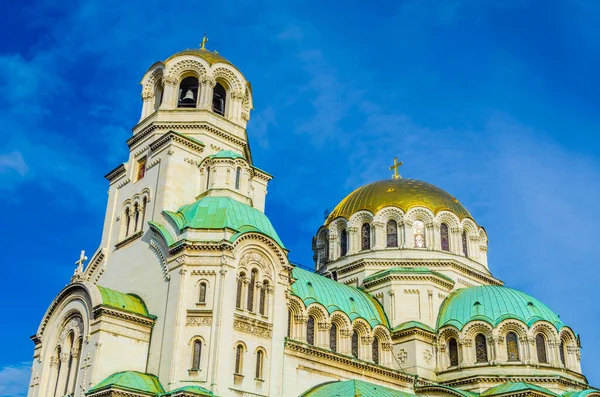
[364,267,454,284]
[88,371,164,395]
[163,386,215,396]
[392,320,435,333]
[437,286,564,331]
[300,379,418,397]
[163,196,284,248]
[291,267,388,327]
[417,385,478,397]
[481,382,557,397]
[209,149,245,160]
[563,390,600,397]
[96,286,152,318]
[148,221,176,246]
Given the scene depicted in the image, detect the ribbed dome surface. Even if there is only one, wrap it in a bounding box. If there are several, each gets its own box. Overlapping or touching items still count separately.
[325,179,472,225]
[165,48,232,65]
[437,286,564,331]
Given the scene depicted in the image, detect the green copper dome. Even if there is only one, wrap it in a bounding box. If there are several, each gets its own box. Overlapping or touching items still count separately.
[437,286,564,331]
[164,196,284,248]
[88,371,164,395]
[300,379,417,397]
[291,267,388,327]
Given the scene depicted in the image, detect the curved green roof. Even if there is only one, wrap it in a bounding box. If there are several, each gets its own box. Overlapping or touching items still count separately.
[392,320,435,333]
[300,380,417,397]
[209,149,245,160]
[481,382,557,397]
[437,286,564,331]
[291,267,388,327]
[88,371,164,395]
[97,286,152,318]
[164,196,284,248]
[563,390,600,397]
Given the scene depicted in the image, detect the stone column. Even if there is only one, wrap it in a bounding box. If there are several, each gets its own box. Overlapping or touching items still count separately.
[339,329,352,356]
[433,223,441,251]
[459,338,472,367]
[47,357,60,397]
[317,322,331,349]
[230,91,245,121]
[66,344,81,395]
[347,227,359,255]
[451,228,461,255]
[372,222,385,249]
[426,222,435,250]
[398,221,405,248]
[199,76,216,109]
[140,91,155,120]
[404,222,414,248]
[295,315,308,342]
[161,76,178,109]
[55,352,70,397]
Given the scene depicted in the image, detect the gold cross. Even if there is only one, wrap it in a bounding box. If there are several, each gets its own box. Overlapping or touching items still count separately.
[200,33,208,50]
[389,157,403,180]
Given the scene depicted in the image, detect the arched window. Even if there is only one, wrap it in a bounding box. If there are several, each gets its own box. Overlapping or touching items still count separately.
[198,282,207,304]
[351,331,359,358]
[235,167,241,190]
[178,76,199,108]
[259,281,268,315]
[340,229,348,256]
[413,220,425,248]
[506,332,520,361]
[255,350,264,379]
[386,220,398,247]
[560,341,566,366]
[212,83,226,115]
[191,340,202,370]
[361,223,371,250]
[134,203,140,232]
[63,333,74,396]
[448,338,459,367]
[124,208,131,237]
[329,323,337,352]
[236,272,245,309]
[206,167,211,189]
[306,316,315,345]
[141,197,147,228]
[462,230,468,257]
[153,83,163,111]
[536,334,548,364]
[475,334,488,363]
[287,310,292,337]
[372,336,380,364]
[440,223,450,251]
[247,269,257,312]
[234,344,244,374]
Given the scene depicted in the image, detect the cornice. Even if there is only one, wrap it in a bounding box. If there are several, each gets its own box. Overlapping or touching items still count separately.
[333,259,502,286]
[148,130,205,154]
[284,338,416,386]
[114,231,143,250]
[92,305,156,327]
[439,374,590,391]
[391,327,436,342]
[364,273,454,290]
[104,163,126,182]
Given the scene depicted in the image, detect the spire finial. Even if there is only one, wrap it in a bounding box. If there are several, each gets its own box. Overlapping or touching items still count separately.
[389,157,403,180]
[200,33,208,50]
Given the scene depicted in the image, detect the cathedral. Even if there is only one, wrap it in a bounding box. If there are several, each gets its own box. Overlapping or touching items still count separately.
[27,44,598,397]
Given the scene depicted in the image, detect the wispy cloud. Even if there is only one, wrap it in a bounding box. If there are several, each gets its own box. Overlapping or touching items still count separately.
[0,362,30,397]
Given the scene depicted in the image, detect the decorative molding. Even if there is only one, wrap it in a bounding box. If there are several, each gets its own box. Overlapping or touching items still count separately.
[147,157,161,170]
[238,251,272,278]
[186,316,213,326]
[149,130,205,154]
[149,240,170,281]
[115,230,143,250]
[104,164,126,182]
[233,319,272,338]
[116,177,131,189]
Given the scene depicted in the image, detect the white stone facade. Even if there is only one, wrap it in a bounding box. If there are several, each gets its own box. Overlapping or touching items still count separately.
[27,47,595,397]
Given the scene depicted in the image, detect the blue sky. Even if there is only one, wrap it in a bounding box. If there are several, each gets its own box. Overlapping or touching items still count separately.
[1,0,599,394]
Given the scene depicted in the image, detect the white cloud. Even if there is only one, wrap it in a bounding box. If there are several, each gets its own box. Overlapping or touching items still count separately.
[0,362,30,397]
[0,152,28,176]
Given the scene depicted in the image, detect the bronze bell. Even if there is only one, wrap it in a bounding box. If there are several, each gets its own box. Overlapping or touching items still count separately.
[182,89,195,102]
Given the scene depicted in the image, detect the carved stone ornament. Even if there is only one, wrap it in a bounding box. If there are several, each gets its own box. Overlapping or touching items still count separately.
[424,349,432,363]
[398,349,408,363]
[233,320,272,338]
[186,316,213,326]
[239,251,272,277]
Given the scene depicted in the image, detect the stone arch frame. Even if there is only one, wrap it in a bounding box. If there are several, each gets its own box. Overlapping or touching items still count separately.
[232,234,289,282]
[437,326,461,370]
[306,303,329,348]
[373,207,405,249]
[313,226,329,269]
[351,318,373,360]
[372,325,392,366]
[211,66,245,120]
[287,296,306,340]
[188,335,206,370]
[166,57,208,82]
[461,321,494,364]
[530,321,558,365]
[328,218,348,259]
[195,277,210,305]
[460,218,479,260]
[497,319,528,363]
[253,346,267,380]
[233,340,248,375]
[34,283,98,397]
[435,211,460,253]
[405,207,435,249]
[140,63,165,118]
[329,311,352,355]
[241,84,253,122]
[349,210,375,253]
[118,200,133,240]
[559,327,579,371]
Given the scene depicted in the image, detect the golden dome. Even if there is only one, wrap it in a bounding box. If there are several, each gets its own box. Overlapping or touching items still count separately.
[165,48,232,66]
[325,179,472,224]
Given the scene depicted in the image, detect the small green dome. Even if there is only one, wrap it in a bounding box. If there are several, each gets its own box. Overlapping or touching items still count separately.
[164,196,284,248]
[437,286,564,331]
